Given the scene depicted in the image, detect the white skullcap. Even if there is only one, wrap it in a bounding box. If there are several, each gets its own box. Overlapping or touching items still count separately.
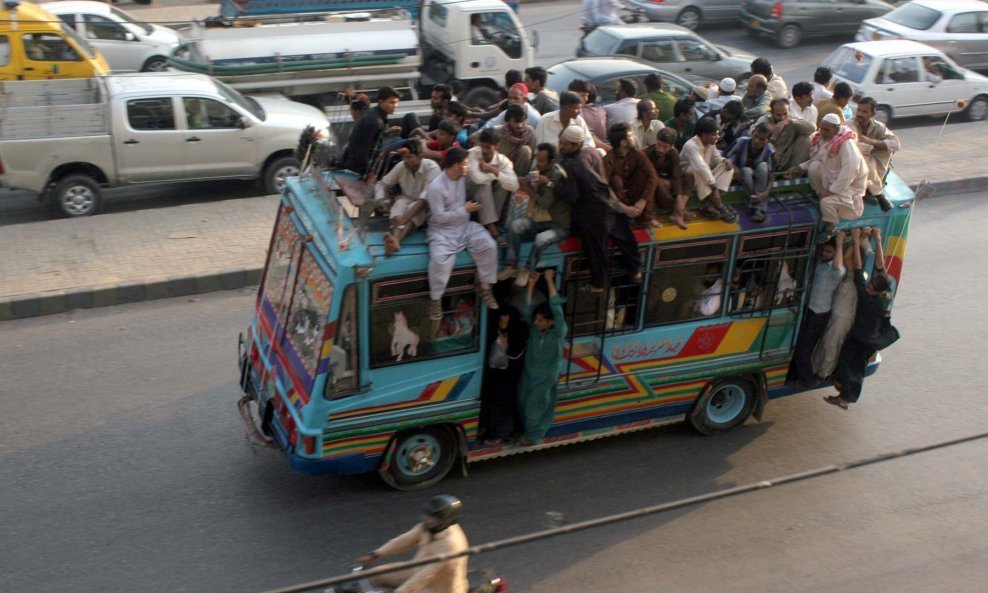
[719,77,737,94]
[821,113,842,126]
[560,125,586,143]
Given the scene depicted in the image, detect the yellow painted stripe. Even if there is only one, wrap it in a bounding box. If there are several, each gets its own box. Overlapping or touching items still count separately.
[320,339,335,359]
[429,376,459,402]
[650,217,740,241]
[885,235,907,262]
[713,318,765,356]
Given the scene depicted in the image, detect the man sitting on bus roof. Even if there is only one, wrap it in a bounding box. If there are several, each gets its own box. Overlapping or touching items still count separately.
[786,113,868,245]
[681,117,736,223]
[845,97,899,213]
[755,98,813,174]
[376,142,441,256]
[343,86,402,178]
[603,122,660,229]
[425,147,500,321]
[467,128,520,243]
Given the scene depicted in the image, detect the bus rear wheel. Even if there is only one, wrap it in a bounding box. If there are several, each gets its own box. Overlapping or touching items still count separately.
[690,378,755,435]
[383,427,456,490]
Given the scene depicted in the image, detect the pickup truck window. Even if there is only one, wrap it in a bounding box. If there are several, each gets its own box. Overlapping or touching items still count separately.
[214,79,263,120]
[23,34,82,62]
[184,97,242,129]
[127,98,176,131]
[0,36,8,67]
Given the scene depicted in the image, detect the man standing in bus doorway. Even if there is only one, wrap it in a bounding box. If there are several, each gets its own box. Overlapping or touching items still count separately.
[555,124,642,293]
[425,147,500,321]
[787,230,846,388]
[517,269,568,446]
[355,495,469,593]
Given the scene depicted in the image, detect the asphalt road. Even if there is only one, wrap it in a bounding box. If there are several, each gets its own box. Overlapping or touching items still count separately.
[0,0,975,226]
[1,189,986,593]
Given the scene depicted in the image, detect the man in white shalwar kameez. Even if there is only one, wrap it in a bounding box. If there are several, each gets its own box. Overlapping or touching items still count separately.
[681,116,736,222]
[787,113,868,243]
[467,127,519,242]
[425,147,499,320]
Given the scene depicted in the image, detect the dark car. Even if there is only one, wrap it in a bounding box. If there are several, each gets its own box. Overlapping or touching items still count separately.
[545,56,697,106]
[739,0,895,48]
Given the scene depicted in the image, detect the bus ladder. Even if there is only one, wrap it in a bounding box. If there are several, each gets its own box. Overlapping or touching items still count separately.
[563,251,641,387]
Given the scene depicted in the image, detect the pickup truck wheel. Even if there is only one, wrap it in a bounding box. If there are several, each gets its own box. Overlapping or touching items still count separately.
[51,175,102,218]
[262,156,300,195]
[142,56,169,72]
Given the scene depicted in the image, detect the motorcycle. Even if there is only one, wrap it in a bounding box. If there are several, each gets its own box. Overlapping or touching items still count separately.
[325,565,506,593]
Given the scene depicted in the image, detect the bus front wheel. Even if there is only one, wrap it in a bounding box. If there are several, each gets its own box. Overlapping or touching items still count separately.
[690,378,755,435]
[382,427,456,490]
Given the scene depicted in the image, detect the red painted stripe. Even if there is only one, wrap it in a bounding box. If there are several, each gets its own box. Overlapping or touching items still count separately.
[323,320,338,341]
[678,323,732,358]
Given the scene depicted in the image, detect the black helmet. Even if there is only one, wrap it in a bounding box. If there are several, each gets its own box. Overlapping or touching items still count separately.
[422,494,462,533]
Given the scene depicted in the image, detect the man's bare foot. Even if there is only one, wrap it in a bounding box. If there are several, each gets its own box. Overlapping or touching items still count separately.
[383,233,400,256]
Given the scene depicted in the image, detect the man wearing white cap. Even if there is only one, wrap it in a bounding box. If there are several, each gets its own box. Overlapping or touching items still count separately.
[555,125,641,292]
[786,113,868,243]
[699,78,739,116]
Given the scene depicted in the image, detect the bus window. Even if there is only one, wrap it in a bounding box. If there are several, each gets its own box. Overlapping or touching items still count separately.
[645,239,729,325]
[282,247,334,380]
[259,205,301,328]
[326,285,359,397]
[564,252,643,337]
[370,271,480,367]
[729,230,811,314]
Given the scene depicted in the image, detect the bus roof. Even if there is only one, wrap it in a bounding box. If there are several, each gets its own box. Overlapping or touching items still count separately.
[285,169,916,281]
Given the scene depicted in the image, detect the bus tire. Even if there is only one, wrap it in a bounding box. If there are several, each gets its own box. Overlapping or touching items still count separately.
[383,427,457,490]
[689,377,756,436]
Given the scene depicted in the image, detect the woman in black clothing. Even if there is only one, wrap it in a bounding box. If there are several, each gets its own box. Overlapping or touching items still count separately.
[826,227,893,410]
[479,304,528,445]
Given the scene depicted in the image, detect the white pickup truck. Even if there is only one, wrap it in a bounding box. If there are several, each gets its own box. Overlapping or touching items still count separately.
[0,73,331,216]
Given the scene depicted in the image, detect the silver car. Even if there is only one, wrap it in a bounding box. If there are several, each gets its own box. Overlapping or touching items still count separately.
[41,0,181,72]
[577,24,754,82]
[626,0,742,29]
[856,0,988,71]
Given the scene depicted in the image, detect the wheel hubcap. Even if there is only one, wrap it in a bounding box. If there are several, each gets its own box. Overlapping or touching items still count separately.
[148,61,169,72]
[969,100,987,121]
[396,434,440,477]
[679,11,699,29]
[274,165,300,193]
[706,385,745,424]
[62,187,94,216]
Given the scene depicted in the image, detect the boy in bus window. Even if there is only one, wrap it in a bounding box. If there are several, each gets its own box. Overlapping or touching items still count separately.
[517,269,567,446]
[697,263,724,317]
[376,142,441,256]
[425,147,499,321]
[787,230,845,387]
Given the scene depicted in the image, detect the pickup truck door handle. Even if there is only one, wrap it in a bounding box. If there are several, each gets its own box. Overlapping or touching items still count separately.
[186,136,202,142]
[123,139,139,145]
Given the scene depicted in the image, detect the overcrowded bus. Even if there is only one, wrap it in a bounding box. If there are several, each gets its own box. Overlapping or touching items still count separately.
[237,157,913,490]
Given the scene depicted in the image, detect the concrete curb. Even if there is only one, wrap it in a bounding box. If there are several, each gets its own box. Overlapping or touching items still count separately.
[0,175,983,322]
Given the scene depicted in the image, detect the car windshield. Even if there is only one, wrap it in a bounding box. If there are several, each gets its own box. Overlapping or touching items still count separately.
[110,6,154,35]
[213,79,264,120]
[546,65,580,95]
[884,3,942,30]
[581,29,618,55]
[823,47,874,84]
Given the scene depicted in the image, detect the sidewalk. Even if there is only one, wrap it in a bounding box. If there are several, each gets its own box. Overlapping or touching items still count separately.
[2,120,985,321]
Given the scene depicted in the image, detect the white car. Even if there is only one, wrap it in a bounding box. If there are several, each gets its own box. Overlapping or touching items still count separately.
[40,1,181,72]
[856,0,988,72]
[822,40,988,122]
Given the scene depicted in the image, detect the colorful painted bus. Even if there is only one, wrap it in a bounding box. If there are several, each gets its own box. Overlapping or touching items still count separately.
[237,166,914,489]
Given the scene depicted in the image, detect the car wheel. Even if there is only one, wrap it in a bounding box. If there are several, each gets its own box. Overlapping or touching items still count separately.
[966,95,988,122]
[875,105,892,124]
[689,377,756,435]
[383,427,457,490]
[50,175,103,218]
[262,156,300,195]
[676,7,701,30]
[775,24,801,49]
[142,56,169,72]
[462,85,500,109]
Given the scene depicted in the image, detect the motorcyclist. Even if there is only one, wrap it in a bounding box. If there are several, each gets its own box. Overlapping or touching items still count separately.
[581,0,629,29]
[355,495,469,593]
